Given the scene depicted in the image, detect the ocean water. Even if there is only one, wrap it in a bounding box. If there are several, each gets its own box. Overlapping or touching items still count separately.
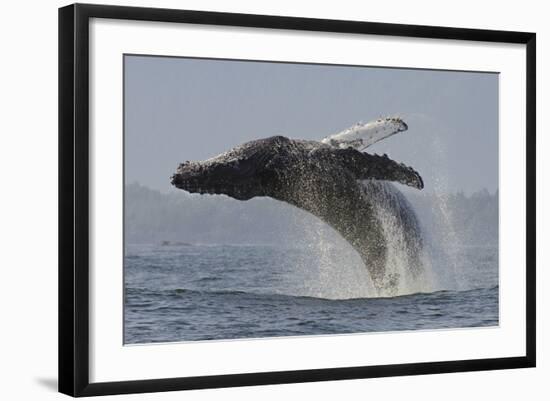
[124,243,498,344]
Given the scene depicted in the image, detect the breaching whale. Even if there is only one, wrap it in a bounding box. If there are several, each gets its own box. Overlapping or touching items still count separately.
[171,117,424,293]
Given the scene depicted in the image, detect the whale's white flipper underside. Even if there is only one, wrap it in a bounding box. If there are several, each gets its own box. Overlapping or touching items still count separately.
[321,117,408,151]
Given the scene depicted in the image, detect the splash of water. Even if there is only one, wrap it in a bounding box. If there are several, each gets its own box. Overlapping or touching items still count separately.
[401,113,468,291]
[293,214,375,299]
[285,181,435,299]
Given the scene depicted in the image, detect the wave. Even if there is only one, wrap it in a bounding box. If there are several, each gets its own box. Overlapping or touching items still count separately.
[126,284,498,303]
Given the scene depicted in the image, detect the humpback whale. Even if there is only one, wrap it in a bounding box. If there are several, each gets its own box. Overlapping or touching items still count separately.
[171,117,424,293]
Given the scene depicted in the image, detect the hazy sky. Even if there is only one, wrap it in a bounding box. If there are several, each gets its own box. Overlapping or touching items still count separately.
[124,55,498,195]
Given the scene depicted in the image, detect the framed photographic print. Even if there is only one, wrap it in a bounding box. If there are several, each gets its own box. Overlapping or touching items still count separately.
[58,3,536,397]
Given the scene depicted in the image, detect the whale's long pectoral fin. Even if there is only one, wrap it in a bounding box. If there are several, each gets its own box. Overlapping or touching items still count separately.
[312,147,423,189]
[321,117,408,151]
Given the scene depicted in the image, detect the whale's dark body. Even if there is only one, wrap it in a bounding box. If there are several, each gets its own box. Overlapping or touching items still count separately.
[171,135,424,292]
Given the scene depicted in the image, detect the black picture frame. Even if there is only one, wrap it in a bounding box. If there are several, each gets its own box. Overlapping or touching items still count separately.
[59,3,536,397]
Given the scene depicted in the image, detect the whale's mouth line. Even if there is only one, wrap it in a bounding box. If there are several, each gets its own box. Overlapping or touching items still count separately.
[172,178,260,197]
[174,182,240,192]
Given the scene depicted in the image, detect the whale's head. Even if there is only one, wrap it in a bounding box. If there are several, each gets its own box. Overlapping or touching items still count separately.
[171,137,287,200]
